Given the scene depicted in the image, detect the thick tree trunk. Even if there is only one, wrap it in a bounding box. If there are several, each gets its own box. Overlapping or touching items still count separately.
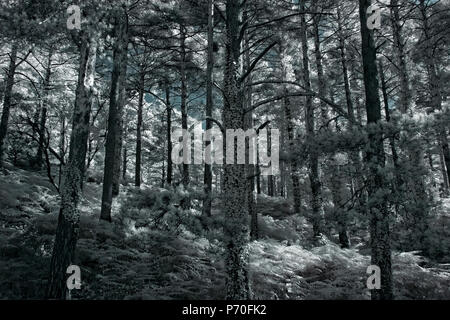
[359,0,393,300]
[300,1,323,237]
[223,0,250,299]
[47,31,98,299]
[135,68,144,187]
[0,42,18,167]
[242,12,258,240]
[203,0,214,217]
[100,9,129,222]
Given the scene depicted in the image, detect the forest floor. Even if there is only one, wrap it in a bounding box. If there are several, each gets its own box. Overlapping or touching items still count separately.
[1,165,449,299]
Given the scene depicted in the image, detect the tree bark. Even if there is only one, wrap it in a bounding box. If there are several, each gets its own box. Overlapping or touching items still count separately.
[47,31,98,299]
[359,0,393,300]
[390,0,410,114]
[203,0,214,217]
[36,48,53,169]
[135,67,145,187]
[0,42,18,167]
[223,0,250,299]
[179,24,190,209]
[300,0,323,237]
[242,10,257,240]
[100,9,129,222]
[166,82,173,186]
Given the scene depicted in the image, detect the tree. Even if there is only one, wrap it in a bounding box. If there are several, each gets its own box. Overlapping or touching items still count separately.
[222,0,250,299]
[100,6,130,222]
[358,0,393,300]
[47,29,99,299]
[202,0,214,218]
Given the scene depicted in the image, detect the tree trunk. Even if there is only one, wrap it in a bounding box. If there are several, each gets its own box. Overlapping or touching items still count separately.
[0,42,18,167]
[203,0,214,217]
[359,0,393,300]
[284,91,301,213]
[242,10,257,240]
[223,0,250,299]
[122,144,127,183]
[166,82,173,186]
[58,114,66,188]
[135,68,144,187]
[312,4,328,125]
[280,42,301,213]
[390,0,409,114]
[36,48,53,169]
[439,148,450,193]
[300,1,323,237]
[47,31,98,299]
[180,24,189,189]
[179,24,190,210]
[100,9,129,222]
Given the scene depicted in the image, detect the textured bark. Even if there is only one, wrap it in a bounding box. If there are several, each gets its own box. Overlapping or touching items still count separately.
[223,0,250,299]
[242,12,257,240]
[135,68,144,187]
[100,9,129,222]
[300,1,323,237]
[203,0,214,217]
[47,31,98,299]
[359,0,393,300]
[0,42,18,167]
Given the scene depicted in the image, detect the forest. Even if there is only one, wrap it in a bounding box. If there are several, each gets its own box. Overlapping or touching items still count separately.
[0,0,449,301]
